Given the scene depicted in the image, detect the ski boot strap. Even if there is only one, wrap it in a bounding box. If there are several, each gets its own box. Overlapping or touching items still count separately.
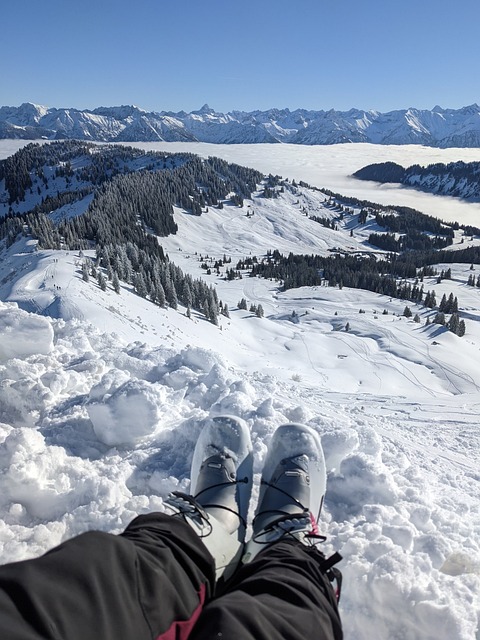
[318,551,343,602]
[165,491,213,537]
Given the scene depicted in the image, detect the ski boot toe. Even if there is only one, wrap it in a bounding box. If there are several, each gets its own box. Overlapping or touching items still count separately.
[167,415,253,581]
[244,423,326,561]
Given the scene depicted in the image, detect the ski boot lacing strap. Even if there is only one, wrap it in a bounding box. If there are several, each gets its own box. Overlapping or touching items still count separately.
[167,479,248,537]
[252,479,326,544]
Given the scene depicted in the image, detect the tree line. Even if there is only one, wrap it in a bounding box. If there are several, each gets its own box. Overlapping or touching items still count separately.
[247,249,468,336]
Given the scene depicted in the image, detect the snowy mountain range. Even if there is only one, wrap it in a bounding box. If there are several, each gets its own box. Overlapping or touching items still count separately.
[0,140,479,639]
[3,102,480,147]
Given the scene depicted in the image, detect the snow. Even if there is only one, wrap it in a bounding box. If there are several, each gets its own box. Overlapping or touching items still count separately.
[0,303,53,361]
[0,141,479,638]
[88,377,166,446]
[49,193,94,223]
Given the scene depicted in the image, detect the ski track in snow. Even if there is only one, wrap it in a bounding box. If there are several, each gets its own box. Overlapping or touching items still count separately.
[0,141,479,639]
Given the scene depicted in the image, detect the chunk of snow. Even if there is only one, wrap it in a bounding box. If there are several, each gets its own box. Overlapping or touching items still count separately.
[0,302,53,361]
[87,379,165,446]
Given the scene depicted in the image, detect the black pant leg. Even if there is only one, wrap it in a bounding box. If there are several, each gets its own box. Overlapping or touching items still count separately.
[0,513,215,640]
[190,540,343,640]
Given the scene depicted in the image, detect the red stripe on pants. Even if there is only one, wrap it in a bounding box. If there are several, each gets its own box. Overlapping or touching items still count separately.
[156,582,207,640]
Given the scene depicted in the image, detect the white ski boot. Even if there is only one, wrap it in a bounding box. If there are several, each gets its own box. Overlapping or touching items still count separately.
[166,415,253,581]
[243,423,327,563]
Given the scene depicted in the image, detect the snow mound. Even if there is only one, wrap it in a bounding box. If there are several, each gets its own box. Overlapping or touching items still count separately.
[0,302,54,361]
[87,377,165,446]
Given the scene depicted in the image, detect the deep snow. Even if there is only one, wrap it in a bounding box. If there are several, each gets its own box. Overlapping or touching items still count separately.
[0,142,479,639]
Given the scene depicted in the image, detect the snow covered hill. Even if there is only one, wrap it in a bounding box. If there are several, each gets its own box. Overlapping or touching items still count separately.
[0,144,479,638]
[354,160,480,201]
[3,102,480,147]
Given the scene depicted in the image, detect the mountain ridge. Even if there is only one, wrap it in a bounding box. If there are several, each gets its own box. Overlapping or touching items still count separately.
[354,160,480,200]
[2,102,480,147]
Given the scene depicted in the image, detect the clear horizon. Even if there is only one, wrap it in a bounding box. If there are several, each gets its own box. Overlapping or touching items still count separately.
[2,0,479,114]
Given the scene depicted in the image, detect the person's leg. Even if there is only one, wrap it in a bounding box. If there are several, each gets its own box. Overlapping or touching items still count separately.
[0,416,252,640]
[0,513,215,640]
[190,539,342,640]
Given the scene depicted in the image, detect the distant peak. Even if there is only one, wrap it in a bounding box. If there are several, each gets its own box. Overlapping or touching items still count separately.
[20,101,46,108]
[91,105,145,118]
[19,102,49,113]
[193,104,215,115]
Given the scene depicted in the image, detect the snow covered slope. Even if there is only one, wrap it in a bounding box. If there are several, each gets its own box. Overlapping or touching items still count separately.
[354,160,480,201]
[0,149,479,639]
[3,102,480,147]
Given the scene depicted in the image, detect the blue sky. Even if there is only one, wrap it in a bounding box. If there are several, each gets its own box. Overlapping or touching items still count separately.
[2,0,479,113]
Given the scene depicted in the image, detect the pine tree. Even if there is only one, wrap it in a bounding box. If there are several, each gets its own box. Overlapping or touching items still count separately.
[447,292,455,313]
[155,283,166,307]
[403,306,412,318]
[112,272,120,294]
[182,281,193,308]
[97,272,107,291]
[203,297,218,324]
[134,272,148,298]
[207,290,219,324]
[447,313,460,335]
[203,297,211,320]
[165,278,178,309]
[256,304,264,318]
